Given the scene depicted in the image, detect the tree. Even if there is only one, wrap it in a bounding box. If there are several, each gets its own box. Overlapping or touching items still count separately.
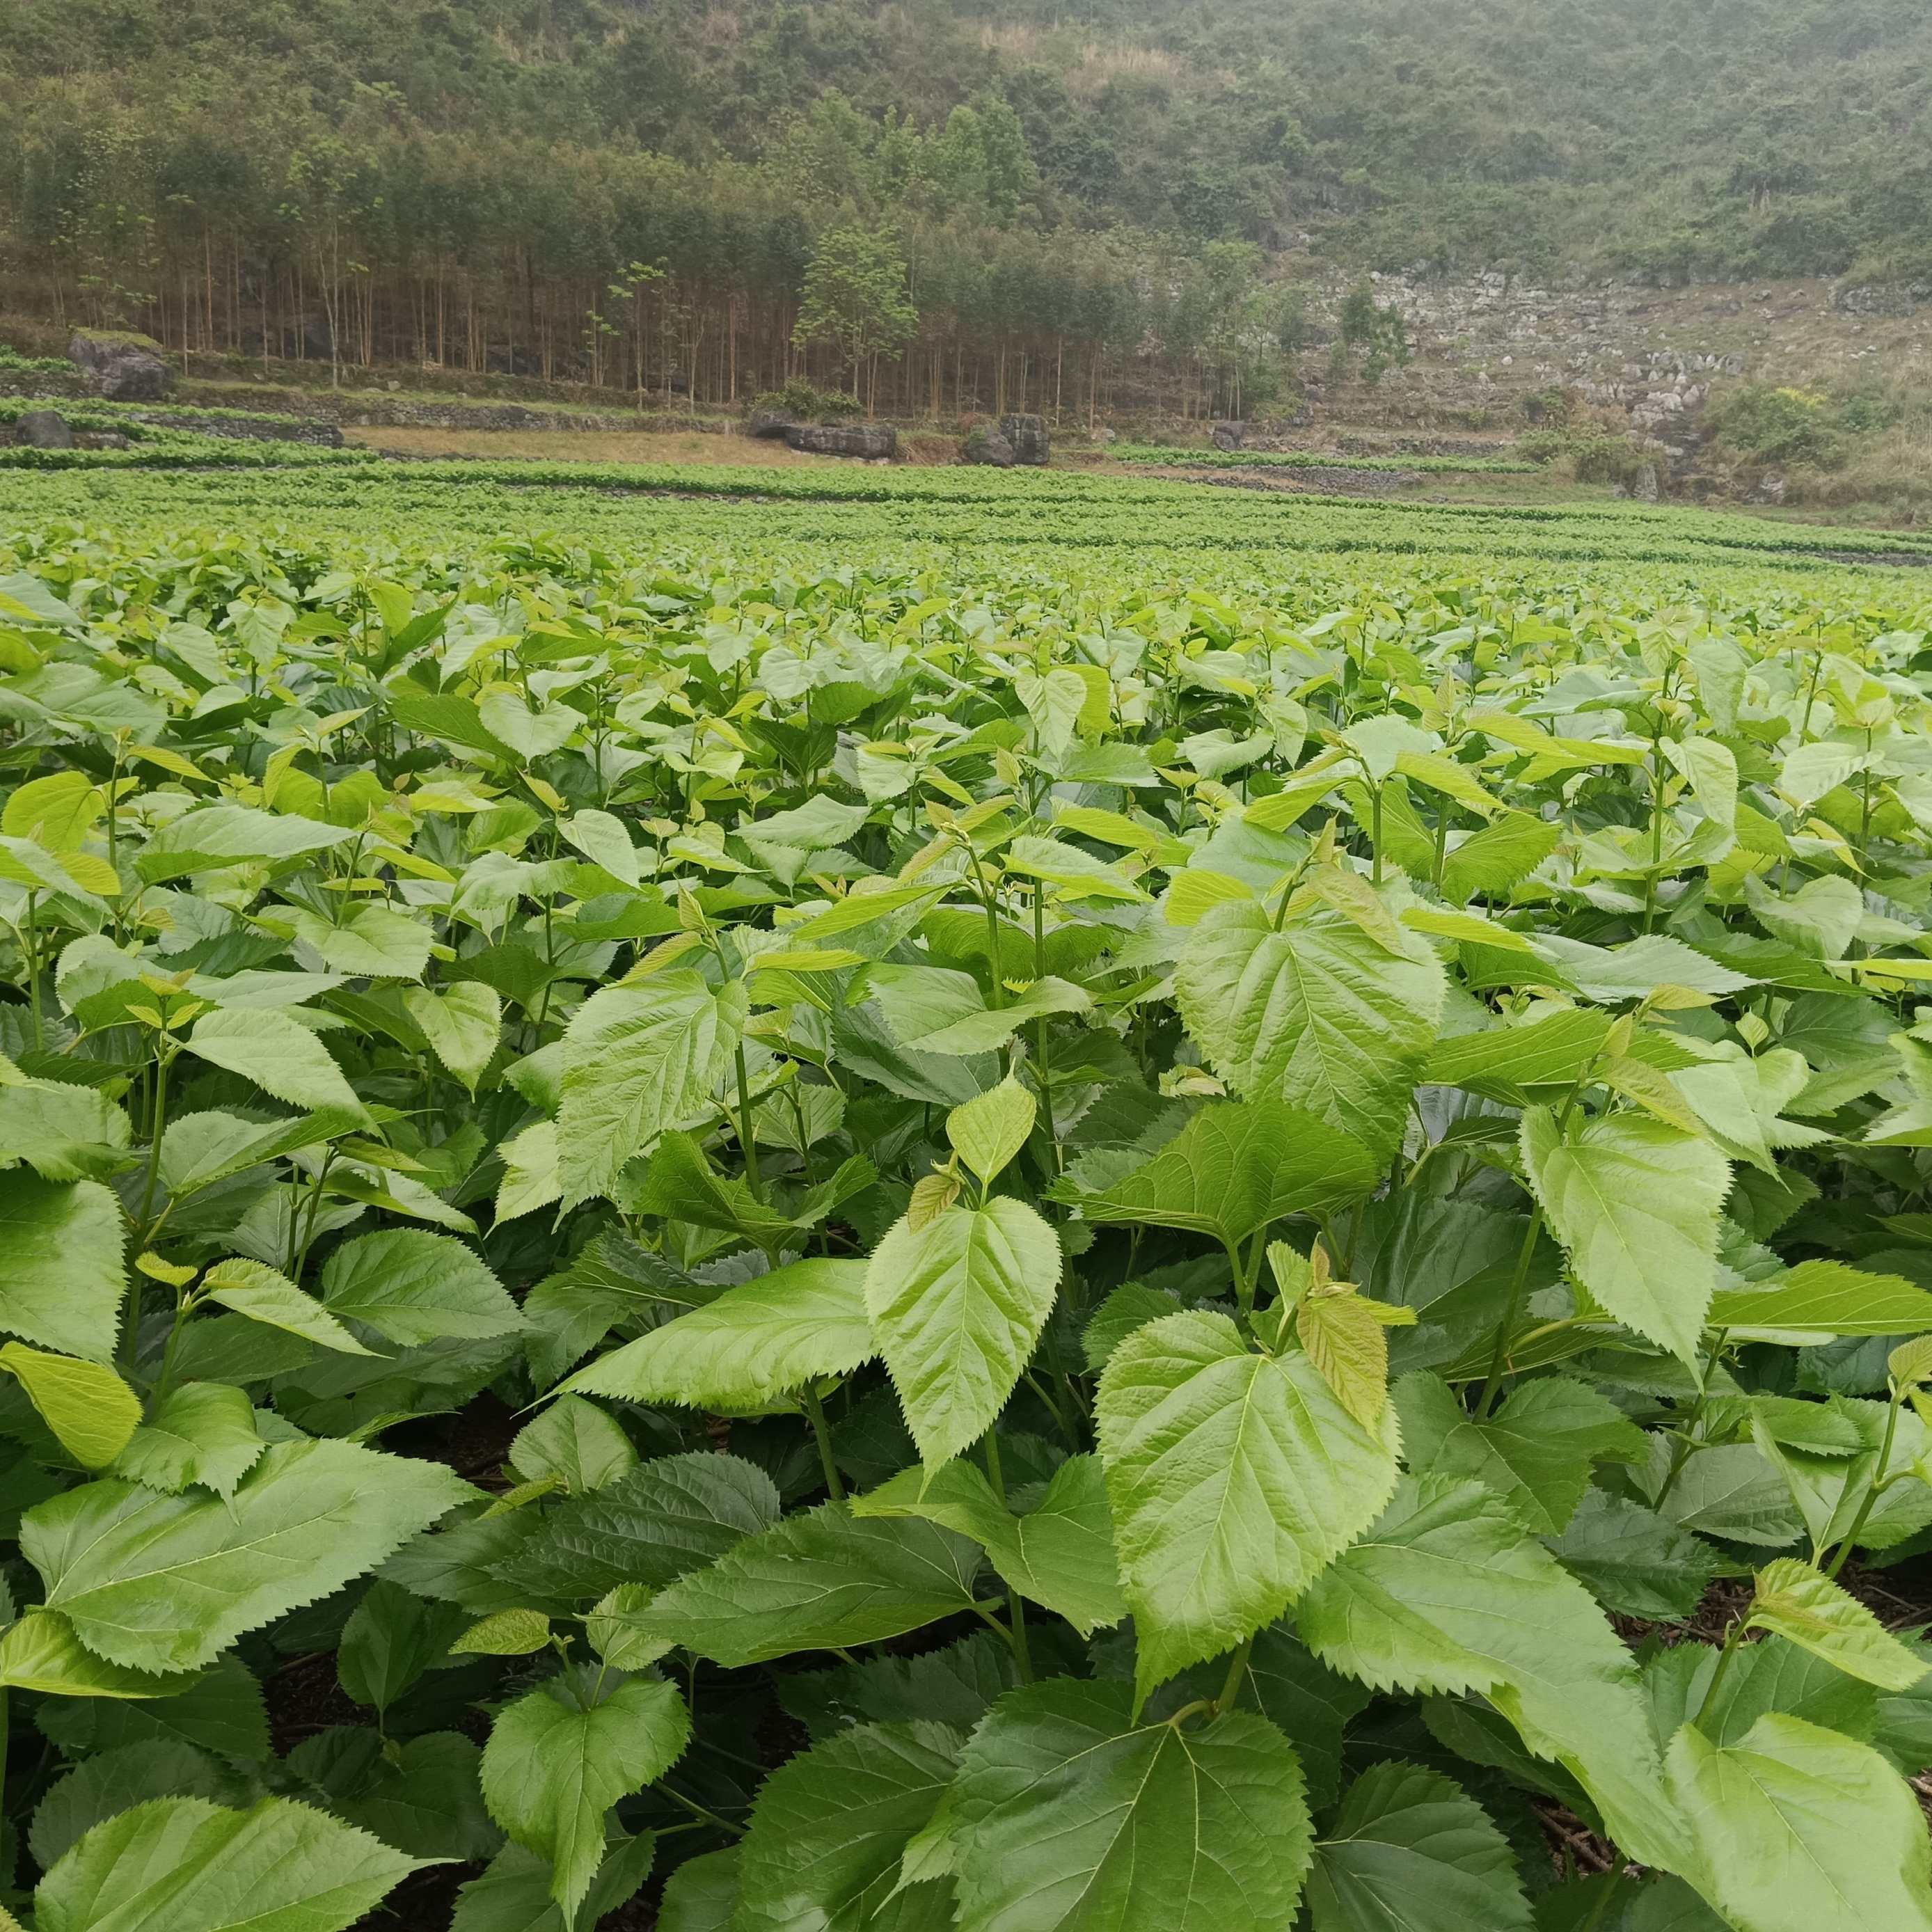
[792,224,919,400]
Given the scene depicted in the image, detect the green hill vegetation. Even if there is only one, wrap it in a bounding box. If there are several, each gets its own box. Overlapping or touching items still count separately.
[5,1,1932,412]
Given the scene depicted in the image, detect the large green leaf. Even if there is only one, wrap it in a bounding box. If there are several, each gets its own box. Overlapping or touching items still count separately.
[1521,1107,1730,1363]
[1305,1761,1533,1932]
[112,1382,263,1499]
[1420,1010,1614,1105]
[22,1438,473,1673]
[1297,1475,1682,1869]
[134,805,358,881]
[853,1452,1126,1636]
[951,1678,1313,1932]
[186,1007,370,1119]
[402,981,502,1092]
[1542,1489,1725,1621]
[1097,1310,1398,1699]
[1667,1713,1932,1932]
[1050,1100,1378,1251]
[865,1198,1061,1467]
[864,963,1092,1056]
[555,972,747,1208]
[1394,1372,1645,1534]
[0,1171,127,1363]
[1177,898,1444,1159]
[485,1450,780,1607]
[481,1667,690,1919]
[637,1503,982,1666]
[735,1720,961,1932]
[1709,1259,1932,1338]
[319,1228,523,1344]
[33,1795,421,1932]
[562,1258,873,1409]
[29,1741,239,1873]
[1745,1558,1931,1691]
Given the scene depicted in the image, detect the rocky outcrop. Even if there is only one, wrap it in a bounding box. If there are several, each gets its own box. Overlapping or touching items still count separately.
[1211,420,1246,451]
[16,410,74,450]
[68,332,173,401]
[783,421,896,459]
[747,406,798,438]
[997,412,1050,464]
[963,424,1016,466]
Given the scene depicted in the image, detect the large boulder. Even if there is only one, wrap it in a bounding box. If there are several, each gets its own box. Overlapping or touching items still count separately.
[998,411,1050,465]
[746,407,798,438]
[784,421,896,459]
[963,424,1016,467]
[68,331,173,401]
[1211,420,1246,452]
[16,410,74,450]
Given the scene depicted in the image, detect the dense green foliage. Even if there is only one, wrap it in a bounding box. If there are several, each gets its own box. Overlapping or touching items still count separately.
[0,473,1922,1926]
[10,0,1932,413]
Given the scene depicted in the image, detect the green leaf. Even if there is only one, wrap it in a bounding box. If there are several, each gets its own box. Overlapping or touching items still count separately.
[1522,1107,1731,1363]
[0,1611,200,1699]
[454,1607,553,1656]
[1745,1558,1931,1691]
[290,905,434,981]
[1439,814,1562,906]
[1306,1761,1533,1932]
[402,982,503,1091]
[338,1576,469,1715]
[951,1677,1313,1932]
[484,1451,779,1607]
[315,1728,504,1862]
[480,1668,690,1919]
[1394,1372,1645,1534]
[0,1171,127,1363]
[865,1198,1060,1468]
[112,1382,263,1498]
[0,1344,142,1469]
[1177,898,1445,1160]
[319,1229,523,1345]
[29,1741,239,1874]
[23,1437,473,1673]
[1667,1713,1932,1932]
[562,1259,874,1411]
[1297,1476,1682,1869]
[735,1720,961,1932]
[198,1258,380,1356]
[187,1007,370,1121]
[1542,1489,1725,1621]
[585,1585,665,1671]
[135,803,358,881]
[656,1847,741,1932]
[450,1835,656,1931]
[637,1502,983,1666]
[1050,1100,1379,1251]
[33,1794,422,1932]
[947,1077,1036,1187]
[864,964,1093,1056]
[853,1452,1126,1636]
[1097,1309,1398,1698]
[35,1652,268,1758]
[555,973,747,1207]
[1709,1260,1932,1339]
[0,1078,132,1182]
[507,1394,636,1494]
[1421,1011,1614,1105]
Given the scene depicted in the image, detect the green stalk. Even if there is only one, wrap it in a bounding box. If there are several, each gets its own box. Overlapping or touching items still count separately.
[1654,1329,1728,1510]
[21,890,39,1052]
[1214,1636,1253,1715]
[982,1427,1033,1681]
[1692,1618,1750,1733]
[801,1385,845,1502]
[734,1045,763,1203]
[1475,1203,1544,1420]
[1825,1379,1906,1580]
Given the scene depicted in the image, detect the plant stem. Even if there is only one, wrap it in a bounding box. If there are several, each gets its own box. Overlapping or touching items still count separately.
[1654,1329,1728,1510]
[1475,1203,1543,1420]
[151,1293,196,1407]
[981,1427,1033,1680]
[734,1045,763,1203]
[656,1784,744,1837]
[1692,1617,1749,1733]
[800,1385,845,1502]
[1825,1380,1906,1580]
[21,892,39,1052]
[1214,1636,1253,1715]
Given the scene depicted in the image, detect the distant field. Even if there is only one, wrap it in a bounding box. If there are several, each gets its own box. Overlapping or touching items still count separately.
[341,425,853,466]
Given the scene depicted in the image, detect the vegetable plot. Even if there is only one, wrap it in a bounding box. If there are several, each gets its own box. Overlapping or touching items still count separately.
[0,519,1924,1930]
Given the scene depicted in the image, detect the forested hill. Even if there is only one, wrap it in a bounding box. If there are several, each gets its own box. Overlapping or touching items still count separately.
[5,0,1932,411]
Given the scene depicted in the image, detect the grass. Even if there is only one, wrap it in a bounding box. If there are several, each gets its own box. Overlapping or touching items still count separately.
[340,425,851,466]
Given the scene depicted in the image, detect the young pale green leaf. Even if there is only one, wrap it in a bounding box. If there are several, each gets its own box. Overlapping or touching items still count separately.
[562,1258,873,1410]
[186,1006,371,1120]
[1667,1713,1932,1932]
[555,973,747,1207]
[1420,1009,1615,1105]
[952,1678,1313,1932]
[0,1344,142,1469]
[853,1452,1127,1635]
[1297,1475,1683,1871]
[112,1382,263,1498]
[865,1197,1060,1468]
[1051,1100,1379,1251]
[134,803,358,881]
[947,1077,1037,1187]
[319,1228,523,1345]
[289,905,433,981]
[198,1258,380,1356]
[1305,1760,1534,1932]
[637,1503,982,1666]
[452,1608,552,1656]
[402,981,502,1091]
[864,963,1093,1056]
[507,1394,636,1494]
[1178,898,1445,1160]
[0,1611,200,1700]
[585,1585,668,1672]
[1521,1107,1730,1363]
[33,1794,424,1932]
[23,1437,473,1674]
[1745,1558,1931,1691]
[1098,1309,1398,1698]
[735,1720,961,1932]
[0,1172,128,1364]
[1394,1372,1646,1535]
[481,1669,690,1918]
[1295,1283,1415,1428]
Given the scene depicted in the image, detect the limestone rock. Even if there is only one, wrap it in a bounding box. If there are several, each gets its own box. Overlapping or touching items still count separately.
[16,410,74,450]
[1211,420,1246,451]
[997,412,1050,464]
[963,425,1016,466]
[784,421,896,459]
[68,332,173,401]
